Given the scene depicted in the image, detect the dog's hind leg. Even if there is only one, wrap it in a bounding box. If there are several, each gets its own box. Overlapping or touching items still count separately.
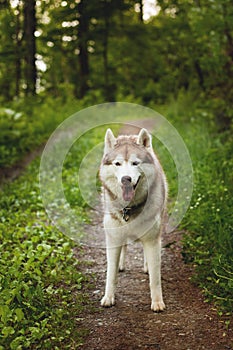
[101,245,121,307]
[119,245,127,272]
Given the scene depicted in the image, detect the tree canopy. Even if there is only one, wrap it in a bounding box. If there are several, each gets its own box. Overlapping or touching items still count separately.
[0,0,232,123]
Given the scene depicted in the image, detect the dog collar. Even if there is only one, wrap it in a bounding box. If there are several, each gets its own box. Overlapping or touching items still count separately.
[122,200,146,222]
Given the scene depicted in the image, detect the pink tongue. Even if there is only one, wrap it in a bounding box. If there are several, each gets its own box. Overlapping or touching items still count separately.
[122,185,135,202]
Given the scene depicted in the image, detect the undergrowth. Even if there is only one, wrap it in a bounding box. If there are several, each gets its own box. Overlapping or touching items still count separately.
[181,128,233,314]
[0,96,84,167]
[162,93,233,315]
[0,157,92,349]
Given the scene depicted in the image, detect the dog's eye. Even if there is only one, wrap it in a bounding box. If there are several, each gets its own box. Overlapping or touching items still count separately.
[114,162,121,166]
[132,161,139,166]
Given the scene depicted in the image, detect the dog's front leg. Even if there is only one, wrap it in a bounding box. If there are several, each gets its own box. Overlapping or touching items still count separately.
[143,238,165,312]
[119,244,127,271]
[101,245,121,307]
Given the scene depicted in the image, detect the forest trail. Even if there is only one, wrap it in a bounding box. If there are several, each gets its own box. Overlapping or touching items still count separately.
[0,144,45,184]
[77,120,233,350]
[77,225,233,350]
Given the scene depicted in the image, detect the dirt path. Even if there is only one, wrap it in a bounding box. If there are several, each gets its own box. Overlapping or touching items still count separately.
[0,144,45,184]
[77,120,233,350]
[77,219,232,350]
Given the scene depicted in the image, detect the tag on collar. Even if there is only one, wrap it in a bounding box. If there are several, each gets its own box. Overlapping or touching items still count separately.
[122,207,131,221]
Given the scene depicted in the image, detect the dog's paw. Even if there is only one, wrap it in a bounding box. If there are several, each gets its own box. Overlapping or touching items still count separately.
[151,300,165,312]
[101,295,115,307]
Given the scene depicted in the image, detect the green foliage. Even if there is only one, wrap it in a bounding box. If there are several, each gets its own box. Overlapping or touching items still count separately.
[0,108,24,166]
[0,158,90,348]
[182,132,233,313]
[1,0,233,107]
[0,97,85,167]
[164,93,233,314]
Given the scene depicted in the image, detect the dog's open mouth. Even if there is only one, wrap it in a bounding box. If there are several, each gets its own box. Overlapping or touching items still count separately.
[122,177,140,202]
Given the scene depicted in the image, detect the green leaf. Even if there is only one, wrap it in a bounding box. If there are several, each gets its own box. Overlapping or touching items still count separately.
[0,304,11,324]
[2,326,15,337]
[15,308,25,322]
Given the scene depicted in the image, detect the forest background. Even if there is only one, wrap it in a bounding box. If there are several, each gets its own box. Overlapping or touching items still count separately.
[0,0,232,348]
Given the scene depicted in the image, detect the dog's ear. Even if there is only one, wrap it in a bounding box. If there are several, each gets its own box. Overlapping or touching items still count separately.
[137,128,152,148]
[104,128,116,154]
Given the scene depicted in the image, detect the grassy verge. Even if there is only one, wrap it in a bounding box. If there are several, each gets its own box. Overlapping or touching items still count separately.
[0,157,91,349]
[159,94,233,316]
[181,127,233,315]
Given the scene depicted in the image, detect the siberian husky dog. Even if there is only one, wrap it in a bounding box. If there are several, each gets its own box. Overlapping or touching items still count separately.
[99,128,167,312]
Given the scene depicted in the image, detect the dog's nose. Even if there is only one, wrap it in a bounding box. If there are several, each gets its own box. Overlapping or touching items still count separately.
[121,176,132,184]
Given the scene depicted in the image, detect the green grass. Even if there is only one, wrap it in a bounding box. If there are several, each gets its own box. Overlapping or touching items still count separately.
[181,127,233,314]
[160,94,233,315]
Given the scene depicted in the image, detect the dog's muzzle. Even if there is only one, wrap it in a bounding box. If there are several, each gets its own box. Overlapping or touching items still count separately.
[121,176,140,202]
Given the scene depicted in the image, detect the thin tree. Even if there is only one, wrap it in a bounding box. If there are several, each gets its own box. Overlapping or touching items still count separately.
[77,0,90,98]
[138,0,144,23]
[15,0,22,97]
[23,0,37,95]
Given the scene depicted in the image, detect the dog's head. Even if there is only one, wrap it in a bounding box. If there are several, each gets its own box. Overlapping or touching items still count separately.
[100,128,154,203]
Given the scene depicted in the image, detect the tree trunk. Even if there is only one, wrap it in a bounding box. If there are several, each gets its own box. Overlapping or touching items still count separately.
[23,0,37,96]
[221,2,233,64]
[103,13,109,99]
[138,0,144,23]
[15,1,22,97]
[102,2,116,101]
[194,60,205,91]
[78,0,89,98]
